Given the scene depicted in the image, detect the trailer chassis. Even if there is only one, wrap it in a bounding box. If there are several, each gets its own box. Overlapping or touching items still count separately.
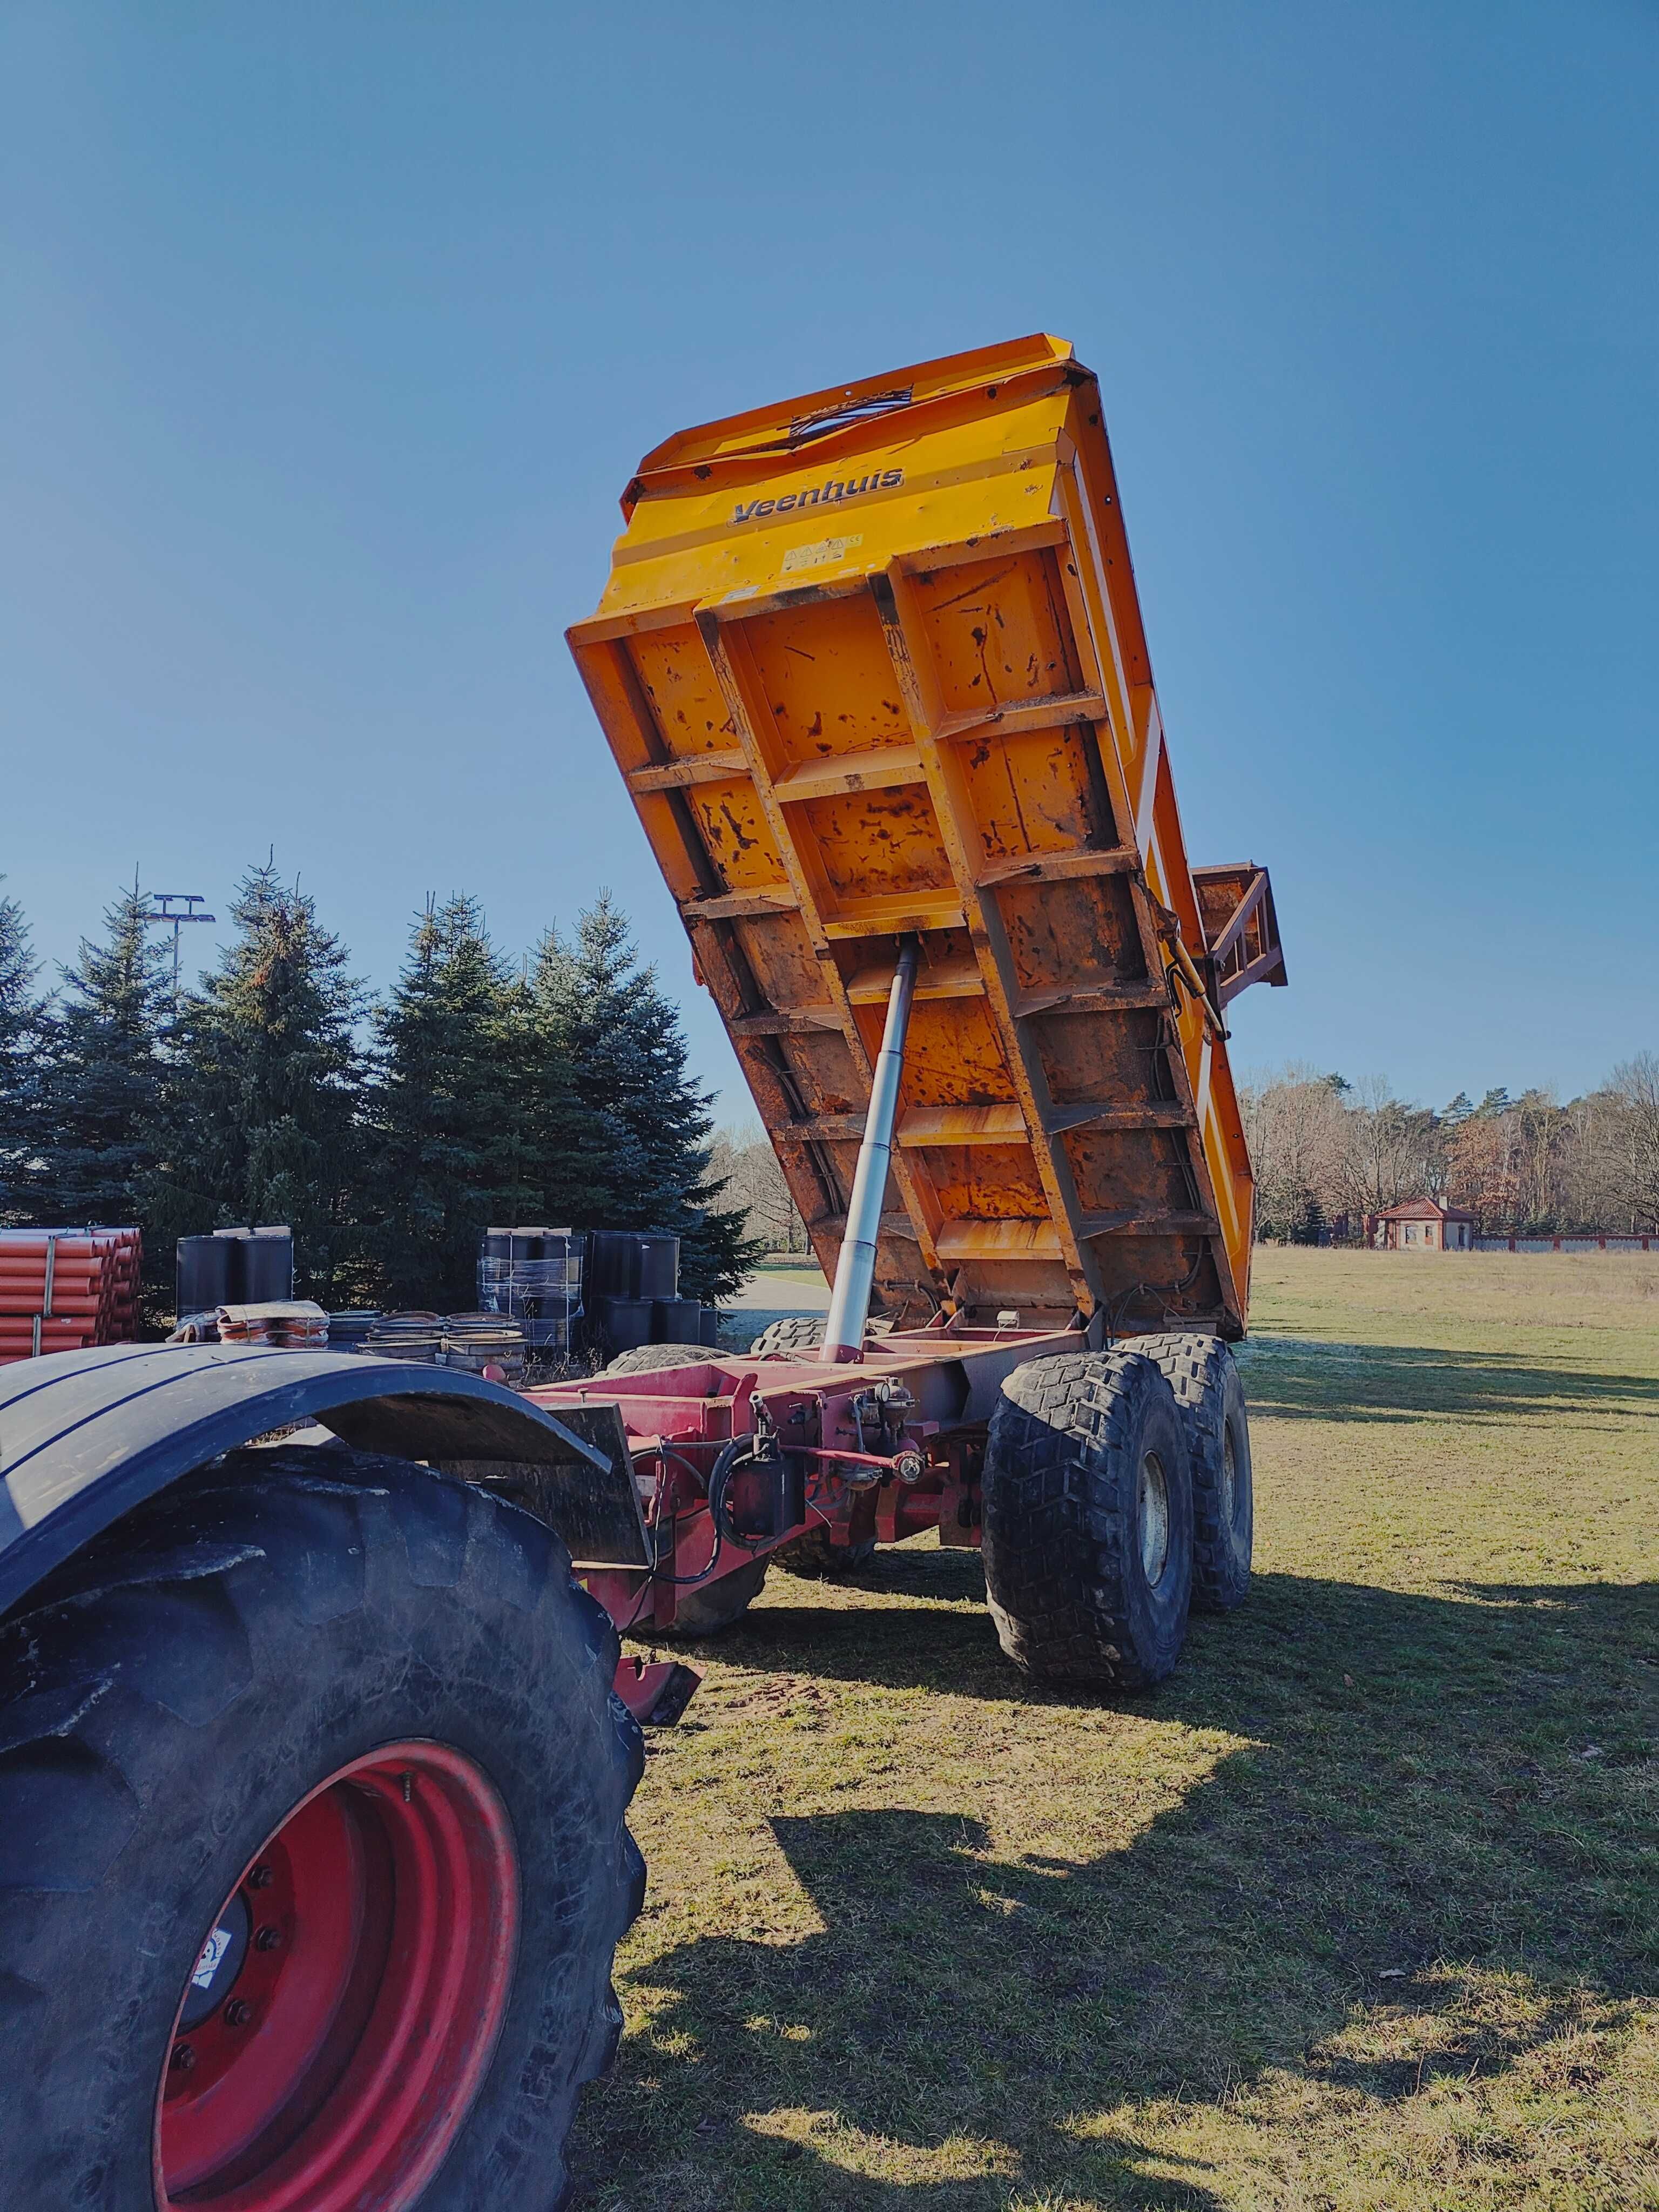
[532,1317,1092,1718]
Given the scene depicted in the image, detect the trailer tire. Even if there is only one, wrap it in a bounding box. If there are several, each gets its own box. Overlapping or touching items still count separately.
[981,1351,1193,1687]
[771,1525,878,1577]
[1131,1333,1253,1611]
[663,1553,770,1635]
[603,1341,709,1375]
[0,1447,645,2212]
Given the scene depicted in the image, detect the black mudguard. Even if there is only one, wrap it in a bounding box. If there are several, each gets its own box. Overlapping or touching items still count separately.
[0,1344,648,1616]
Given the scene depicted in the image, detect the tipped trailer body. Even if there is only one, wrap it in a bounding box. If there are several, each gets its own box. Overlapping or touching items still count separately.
[567,332,1283,1343]
[0,338,1285,2212]
[543,334,1285,1660]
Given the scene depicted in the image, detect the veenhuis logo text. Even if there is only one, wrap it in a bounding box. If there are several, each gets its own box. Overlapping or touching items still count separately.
[732,469,903,524]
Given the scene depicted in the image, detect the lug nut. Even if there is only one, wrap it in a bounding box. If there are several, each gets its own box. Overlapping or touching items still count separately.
[171,2043,197,2073]
[224,2000,254,2027]
[254,1926,282,1952]
[247,1864,274,1890]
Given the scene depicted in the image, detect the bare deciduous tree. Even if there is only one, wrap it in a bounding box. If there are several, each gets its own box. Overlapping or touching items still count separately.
[1607,1055,1659,1231]
[705,1122,808,1253]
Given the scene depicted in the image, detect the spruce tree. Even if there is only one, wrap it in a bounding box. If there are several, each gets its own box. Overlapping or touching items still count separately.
[368,896,567,1311]
[534,894,761,1301]
[149,862,366,1301]
[0,879,42,1223]
[30,879,169,1228]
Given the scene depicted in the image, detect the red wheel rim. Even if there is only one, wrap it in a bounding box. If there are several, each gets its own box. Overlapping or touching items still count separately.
[154,1741,518,2211]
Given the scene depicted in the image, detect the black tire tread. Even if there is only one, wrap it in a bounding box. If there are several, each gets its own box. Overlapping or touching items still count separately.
[663,1553,768,1635]
[746,1313,895,1359]
[981,1350,1191,1688]
[1129,1331,1253,1611]
[771,1525,878,1578]
[747,1314,827,1359]
[0,1447,645,2210]
[602,1342,710,1375]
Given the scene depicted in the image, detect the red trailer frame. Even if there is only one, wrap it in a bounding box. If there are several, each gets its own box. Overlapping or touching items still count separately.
[531,1316,1085,1722]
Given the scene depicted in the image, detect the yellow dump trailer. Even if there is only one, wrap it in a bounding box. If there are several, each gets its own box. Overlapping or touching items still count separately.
[568,334,1284,1339]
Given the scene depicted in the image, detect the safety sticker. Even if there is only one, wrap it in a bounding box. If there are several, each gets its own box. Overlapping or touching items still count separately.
[782,534,863,574]
[191,1924,234,1991]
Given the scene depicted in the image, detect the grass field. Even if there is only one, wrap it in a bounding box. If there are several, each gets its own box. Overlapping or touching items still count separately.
[569,1250,1659,2210]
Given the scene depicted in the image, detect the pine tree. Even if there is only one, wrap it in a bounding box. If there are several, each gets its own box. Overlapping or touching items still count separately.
[149,862,366,1301]
[0,879,43,1223]
[534,895,761,1302]
[29,879,169,1228]
[368,896,571,1311]
[1289,1195,1327,1246]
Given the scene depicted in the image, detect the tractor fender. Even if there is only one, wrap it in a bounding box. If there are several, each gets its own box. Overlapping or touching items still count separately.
[0,1342,648,1617]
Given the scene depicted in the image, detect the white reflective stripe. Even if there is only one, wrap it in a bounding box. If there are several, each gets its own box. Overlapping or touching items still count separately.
[1212,1150,1239,1240]
[1196,1034,1213,1129]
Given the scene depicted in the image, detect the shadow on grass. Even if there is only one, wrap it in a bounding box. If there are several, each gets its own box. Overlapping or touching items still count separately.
[1238,1339,1659,1426]
[576,1565,1659,2209]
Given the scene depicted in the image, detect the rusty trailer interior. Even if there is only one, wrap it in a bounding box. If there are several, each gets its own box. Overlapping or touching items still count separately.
[569,334,1283,1341]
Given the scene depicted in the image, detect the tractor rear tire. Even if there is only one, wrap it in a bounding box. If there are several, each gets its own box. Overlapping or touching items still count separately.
[603,1341,709,1375]
[0,1447,645,2212]
[771,1525,878,1577]
[663,1554,770,1635]
[1132,1332,1253,1611]
[981,1350,1193,1688]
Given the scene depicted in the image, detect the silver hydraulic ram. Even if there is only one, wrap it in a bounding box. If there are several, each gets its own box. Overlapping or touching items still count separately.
[822,939,919,1361]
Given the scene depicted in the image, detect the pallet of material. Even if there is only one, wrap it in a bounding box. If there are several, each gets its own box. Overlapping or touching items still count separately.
[0,1228,144,1365]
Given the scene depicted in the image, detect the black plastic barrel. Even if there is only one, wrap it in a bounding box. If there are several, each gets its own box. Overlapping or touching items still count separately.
[176,1236,233,1317]
[241,1227,294,1303]
[698,1306,721,1347]
[652,1297,700,1344]
[636,1235,679,1300]
[598,1295,652,1353]
[588,1231,640,1300]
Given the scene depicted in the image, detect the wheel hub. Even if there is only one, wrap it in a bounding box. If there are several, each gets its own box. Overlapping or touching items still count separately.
[154,1739,518,2211]
[1220,1426,1237,1529]
[178,1890,252,2034]
[1138,1449,1171,1587]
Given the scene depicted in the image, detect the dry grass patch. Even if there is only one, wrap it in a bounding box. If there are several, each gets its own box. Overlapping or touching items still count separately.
[570,1250,1659,2210]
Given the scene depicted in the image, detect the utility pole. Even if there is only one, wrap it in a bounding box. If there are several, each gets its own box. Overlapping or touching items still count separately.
[143,893,217,1006]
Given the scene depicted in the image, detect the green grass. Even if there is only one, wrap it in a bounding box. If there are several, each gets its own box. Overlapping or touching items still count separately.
[569,1251,1659,2210]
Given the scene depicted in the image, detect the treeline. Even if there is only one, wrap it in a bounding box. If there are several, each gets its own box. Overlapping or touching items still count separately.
[0,865,761,1311]
[706,1123,811,1256]
[1243,1064,1659,1242]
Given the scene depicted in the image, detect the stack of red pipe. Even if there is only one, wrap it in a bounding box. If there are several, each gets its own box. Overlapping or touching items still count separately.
[0,1228,144,1365]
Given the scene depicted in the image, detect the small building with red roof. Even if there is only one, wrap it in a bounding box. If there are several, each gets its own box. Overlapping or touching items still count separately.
[1366,1197,1476,1251]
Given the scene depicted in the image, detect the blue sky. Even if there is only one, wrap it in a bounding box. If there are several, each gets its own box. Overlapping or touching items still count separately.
[4,2,1655,1118]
